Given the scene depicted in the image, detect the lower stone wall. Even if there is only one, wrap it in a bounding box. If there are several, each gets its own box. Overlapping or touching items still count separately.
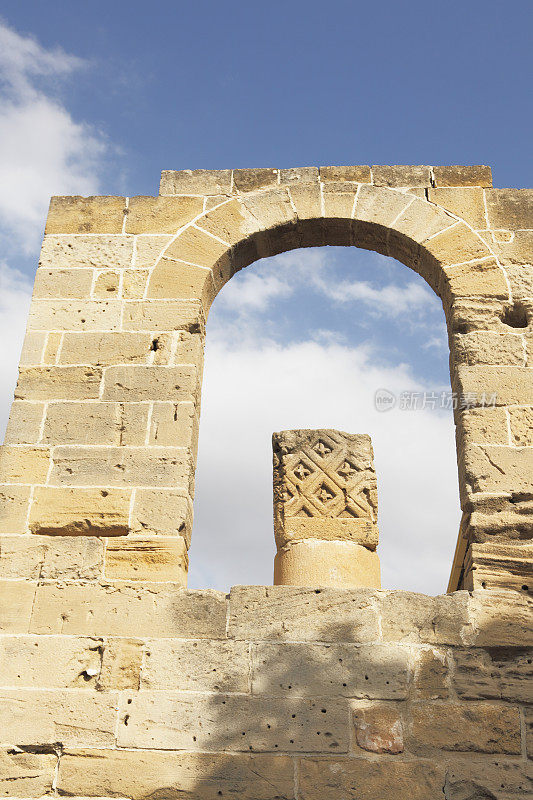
[0,584,531,799]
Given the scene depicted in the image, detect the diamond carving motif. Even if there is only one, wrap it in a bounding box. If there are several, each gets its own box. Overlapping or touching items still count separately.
[272,428,379,551]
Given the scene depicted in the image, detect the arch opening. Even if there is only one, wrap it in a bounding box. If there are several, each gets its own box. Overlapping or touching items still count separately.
[190,243,460,594]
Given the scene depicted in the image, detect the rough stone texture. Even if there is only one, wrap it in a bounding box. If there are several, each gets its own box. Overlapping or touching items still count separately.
[0,166,531,799]
[58,750,295,799]
[272,429,378,549]
[117,691,349,751]
[29,486,130,536]
[409,702,522,755]
[432,164,492,187]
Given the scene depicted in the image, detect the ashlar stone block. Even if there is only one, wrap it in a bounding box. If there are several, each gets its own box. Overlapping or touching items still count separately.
[272,429,378,549]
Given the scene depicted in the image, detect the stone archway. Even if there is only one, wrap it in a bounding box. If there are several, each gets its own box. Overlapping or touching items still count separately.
[1,165,531,594]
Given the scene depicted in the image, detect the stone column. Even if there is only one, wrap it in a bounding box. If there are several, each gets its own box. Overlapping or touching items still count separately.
[272,429,381,588]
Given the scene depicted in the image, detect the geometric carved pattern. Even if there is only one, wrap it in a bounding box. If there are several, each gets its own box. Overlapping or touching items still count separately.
[273,429,379,550]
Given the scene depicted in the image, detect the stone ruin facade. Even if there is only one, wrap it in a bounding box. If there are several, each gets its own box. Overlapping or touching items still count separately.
[0,165,531,798]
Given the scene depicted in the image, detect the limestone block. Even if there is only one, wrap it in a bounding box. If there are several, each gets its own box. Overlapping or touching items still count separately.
[29,486,130,536]
[33,267,94,298]
[272,429,378,549]
[15,365,102,400]
[452,645,533,703]
[134,234,173,267]
[142,639,250,691]
[452,330,525,366]
[45,196,125,233]
[49,445,192,488]
[380,590,472,645]
[122,299,202,331]
[131,488,192,545]
[509,405,533,445]
[147,258,215,311]
[149,401,198,450]
[461,443,533,494]
[42,401,118,444]
[457,406,509,446]
[233,167,278,192]
[104,536,188,582]
[354,184,413,228]
[352,702,404,753]
[526,707,533,760]
[29,583,227,638]
[103,365,198,402]
[98,637,143,690]
[59,331,156,365]
[165,226,228,268]
[441,259,509,302]
[19,330,46,364]
[39,234,133,269]
[470,590,533,647]
[195,199,257,245]
[288,182,322,222]
[0,581,36,632]
[274,540,381,589]
[443,758,532,798]
[27,299,121,331]
[117,691,349,752]
[413,647,449,699]
[241,187,296,231]
[0,688,117,747]
[453,365,533,405]
[0,485,32,533]
[485,188,533,229]
[122,267,149,298]
[428,187,487,228]
[464,541,533,592]
[299,758,444,800]
[322,182,358,219]
[228,585,380,642]
[432,165,492,187]
[280,166,319,183]
[449,297,512,334]
[0,534,104,580]
[117,402,151,445]
[0,749,56,797]
[0,446,50,484]
[505,265,533,301]
[251,643,408,699]
[372,165,431,187]
[391,199,455,247]
[484,230,533,267]
[159,168,232,195]
[58,749,294,800]
[4,401,45,444]
[320,165,371,183]
[424,224,492,267]
[0,635,103,687]
[465,493,533,543]
[43,330,62,363]
[93,269,119,297]
[408,702,521,755]
[126,195,203,234]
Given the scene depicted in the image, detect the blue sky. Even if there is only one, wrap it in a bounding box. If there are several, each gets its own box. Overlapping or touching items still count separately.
[0,1,531,593]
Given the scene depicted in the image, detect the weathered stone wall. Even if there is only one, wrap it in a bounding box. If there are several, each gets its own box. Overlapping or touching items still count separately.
[0,166,531,797]
[1,585,531,797]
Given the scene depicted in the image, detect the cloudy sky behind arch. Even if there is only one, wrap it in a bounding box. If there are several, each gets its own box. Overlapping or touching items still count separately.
[0,2,530,593]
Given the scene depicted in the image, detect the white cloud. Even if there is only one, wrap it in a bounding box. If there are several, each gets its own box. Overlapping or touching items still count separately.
[219,248,439,323]
[190,326,460,596]
[0,21,109,254]
[0,262,33,434]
